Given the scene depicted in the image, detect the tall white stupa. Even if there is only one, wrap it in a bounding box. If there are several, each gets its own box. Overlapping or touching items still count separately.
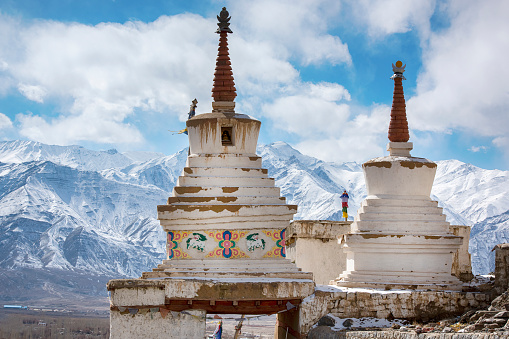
[334,61,463,291]
[142,6,312,283]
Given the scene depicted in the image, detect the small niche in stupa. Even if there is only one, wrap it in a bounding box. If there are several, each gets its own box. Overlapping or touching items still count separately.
[221,126,233,146]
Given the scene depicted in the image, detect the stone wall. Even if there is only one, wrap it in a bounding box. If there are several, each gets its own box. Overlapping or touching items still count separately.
[494,243,509,293]
[298,288,492,336]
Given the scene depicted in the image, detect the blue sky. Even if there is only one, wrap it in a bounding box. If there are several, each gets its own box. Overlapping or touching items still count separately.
[0,0,508,170]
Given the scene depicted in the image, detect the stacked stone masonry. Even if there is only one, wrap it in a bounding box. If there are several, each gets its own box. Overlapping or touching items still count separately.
[388,77,409,142]
[494,244,509,293]
[212,31,236,102]
[329,291,490,320]
[299,288,492,336]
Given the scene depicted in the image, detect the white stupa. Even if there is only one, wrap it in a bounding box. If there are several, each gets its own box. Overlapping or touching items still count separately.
[334,61,463,291]
[142,8,312,283]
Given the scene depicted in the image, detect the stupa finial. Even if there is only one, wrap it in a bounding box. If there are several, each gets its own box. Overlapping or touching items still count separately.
[216,7,233,34]
[388,60,409,143]
[391,60,406,80]
[211,7,236,112]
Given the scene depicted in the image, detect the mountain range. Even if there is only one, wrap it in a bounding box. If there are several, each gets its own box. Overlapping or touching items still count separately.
[1,139,508,306]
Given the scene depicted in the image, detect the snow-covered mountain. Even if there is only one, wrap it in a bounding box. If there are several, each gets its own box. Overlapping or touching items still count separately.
[1,139,508,288]
[433,160,509,225]
[0,140,134,171]
[0,160,169,277]
[470,210,509,274]
[258,141,365,222]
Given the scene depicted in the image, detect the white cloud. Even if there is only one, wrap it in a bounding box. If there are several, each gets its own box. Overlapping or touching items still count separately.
[18,83,47,103]
[295,104,390,163]
[228,0,351,66]
[347,0,436,38]
[0,14,222,146]
[260,78,390,163]
[229,37,300,98]
[493,137,509,149]
[469,146,489,153]
[407,0,509,158]
[0,4,351,144]
[261,82,351,137]
[17,109,143,145]
[0,4,354,149]
[0,113,13,130]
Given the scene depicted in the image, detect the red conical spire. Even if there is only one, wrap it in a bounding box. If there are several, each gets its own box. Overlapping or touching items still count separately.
[388,61,409,142]
[211,7,236,111]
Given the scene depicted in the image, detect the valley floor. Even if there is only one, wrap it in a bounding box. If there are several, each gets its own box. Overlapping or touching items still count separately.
[0,309,109,339]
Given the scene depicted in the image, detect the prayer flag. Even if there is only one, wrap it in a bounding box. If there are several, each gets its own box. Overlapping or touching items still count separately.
[340,190,349,221]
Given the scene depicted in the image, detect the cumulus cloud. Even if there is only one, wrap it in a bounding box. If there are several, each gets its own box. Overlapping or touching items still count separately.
[408,0,509,157]
[0,3,353,148]
[295,104,390,163]
[260,79,389,162]
[228,37,300,99]
[346,0,436,38]
[0,113,13,130]
[228,0,351,66]
[17,110,143,145]
[1,14,220,146]
[17,83,47,103]
[493,137,509,151]
[261,82,351,136]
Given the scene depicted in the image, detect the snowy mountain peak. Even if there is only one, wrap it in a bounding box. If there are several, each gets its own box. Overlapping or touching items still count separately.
[258,142,321,168]
[0,140,135,171]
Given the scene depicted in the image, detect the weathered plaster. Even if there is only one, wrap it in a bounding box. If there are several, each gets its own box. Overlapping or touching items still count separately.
[110,308,206,339]
[286,220,352,285]
[450,225,474,282]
